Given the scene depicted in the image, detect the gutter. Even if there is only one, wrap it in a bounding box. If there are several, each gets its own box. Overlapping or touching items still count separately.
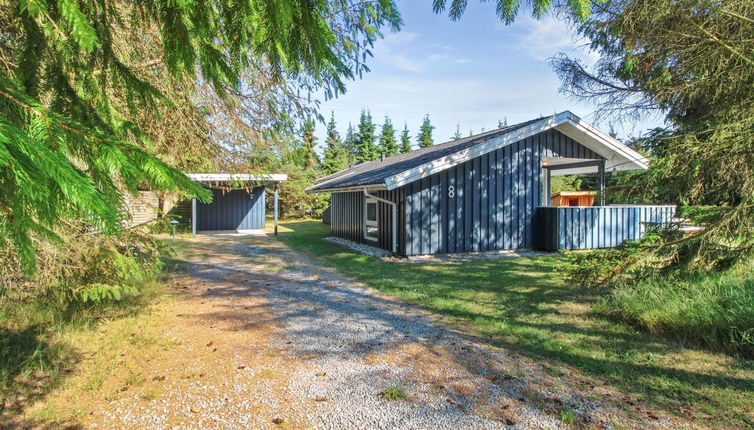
[363,187,397,254]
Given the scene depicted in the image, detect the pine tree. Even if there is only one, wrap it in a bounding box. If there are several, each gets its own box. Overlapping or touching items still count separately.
[498,118,508,128]
[0,0,401,274]
[451,124,463,140]
[356,109,379,163]
[300,119,319,169]
[379,116,399,156]
[417,114,435,148]
[400,124,412,153]
[343,122,358,165]
[321,112,348,174]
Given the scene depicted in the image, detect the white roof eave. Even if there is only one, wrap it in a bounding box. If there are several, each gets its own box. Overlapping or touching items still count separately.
[186,173,288,183]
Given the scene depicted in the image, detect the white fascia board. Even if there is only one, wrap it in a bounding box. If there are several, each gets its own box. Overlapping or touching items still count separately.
[187,173,288,182]
[305,184,387,194]
[557,113,649,170]
[384,111,649,191]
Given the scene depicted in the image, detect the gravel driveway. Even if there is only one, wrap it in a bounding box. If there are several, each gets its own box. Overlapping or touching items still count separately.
[90,234,667,430]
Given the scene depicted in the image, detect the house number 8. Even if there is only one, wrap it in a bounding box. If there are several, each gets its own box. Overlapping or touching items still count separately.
[448,185,455,198]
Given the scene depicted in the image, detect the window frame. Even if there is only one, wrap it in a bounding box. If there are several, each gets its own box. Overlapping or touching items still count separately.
[364,196,379,242]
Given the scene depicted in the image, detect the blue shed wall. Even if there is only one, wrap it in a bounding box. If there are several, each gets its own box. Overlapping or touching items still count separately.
[196,187,266,230]
[403,129,602,255]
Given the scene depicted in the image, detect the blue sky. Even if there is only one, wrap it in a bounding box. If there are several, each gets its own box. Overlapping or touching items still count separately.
[313,1,662,149]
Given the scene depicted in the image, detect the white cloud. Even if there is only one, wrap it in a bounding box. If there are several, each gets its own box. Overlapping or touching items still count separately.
[373,31,467,72]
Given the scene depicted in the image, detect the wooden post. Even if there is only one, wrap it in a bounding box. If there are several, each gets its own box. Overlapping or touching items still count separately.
[273,183,279,236]
[191,197,197,237]
[544,168,552,207]
[598,161,606,206]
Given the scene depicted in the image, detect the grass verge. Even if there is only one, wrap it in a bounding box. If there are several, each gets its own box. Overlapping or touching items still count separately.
[273,220,754,429]
[0,252,172,426]
[598,267,754,357]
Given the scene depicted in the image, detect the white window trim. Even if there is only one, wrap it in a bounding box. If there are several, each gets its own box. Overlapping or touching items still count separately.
[364,196,379,242]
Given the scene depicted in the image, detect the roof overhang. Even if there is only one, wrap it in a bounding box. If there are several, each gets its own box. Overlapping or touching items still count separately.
[305,183,387,194]
[187,173,287,183]
[383,112,648,190]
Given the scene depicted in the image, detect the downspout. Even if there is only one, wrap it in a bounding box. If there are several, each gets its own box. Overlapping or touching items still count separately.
[363,187,397,254]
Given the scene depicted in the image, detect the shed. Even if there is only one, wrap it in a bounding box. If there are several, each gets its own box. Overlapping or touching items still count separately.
[186,173,287,235]
[306,111,674,255]
[551,191,598,207]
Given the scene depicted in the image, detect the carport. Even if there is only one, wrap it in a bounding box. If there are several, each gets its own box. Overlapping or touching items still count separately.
[186,173,287,236]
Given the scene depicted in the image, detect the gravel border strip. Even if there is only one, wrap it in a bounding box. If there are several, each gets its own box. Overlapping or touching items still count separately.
[323,236,551,262]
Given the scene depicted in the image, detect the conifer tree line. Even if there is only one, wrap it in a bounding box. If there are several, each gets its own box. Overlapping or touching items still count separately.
[297,110,519,174]
[297,110,444,175]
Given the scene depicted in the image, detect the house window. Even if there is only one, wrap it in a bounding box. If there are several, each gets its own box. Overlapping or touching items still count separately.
[364,197,378,241]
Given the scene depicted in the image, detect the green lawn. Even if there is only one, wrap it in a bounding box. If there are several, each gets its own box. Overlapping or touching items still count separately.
[273,220,754,429]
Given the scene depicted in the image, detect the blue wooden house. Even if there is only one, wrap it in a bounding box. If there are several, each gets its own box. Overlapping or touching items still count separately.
[307,111,674,255]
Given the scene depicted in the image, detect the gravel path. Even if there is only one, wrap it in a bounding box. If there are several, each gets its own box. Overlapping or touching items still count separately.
[88,234,667,430]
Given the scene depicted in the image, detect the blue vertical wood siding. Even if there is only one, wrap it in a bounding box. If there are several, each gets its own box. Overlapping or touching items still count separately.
[535,205,676,251]
[327,129,607,255]
[402,129,602,255]
[330,190,405,253]
[196,187,265,230]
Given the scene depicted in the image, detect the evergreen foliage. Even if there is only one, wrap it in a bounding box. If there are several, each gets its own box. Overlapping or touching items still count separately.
[300,119,320,169]
[451,124,463,140]
[400,124,412,153]
[417,114,435,148]
[379,116,399,156]
[343,122,358,165]
[433,0,597,23]
[355,109,379,163]
[321,112,349,175]
[552,0,754,271]
[0,0,401,274]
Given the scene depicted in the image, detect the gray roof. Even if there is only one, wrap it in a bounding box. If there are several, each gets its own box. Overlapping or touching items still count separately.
[307,116,545,193]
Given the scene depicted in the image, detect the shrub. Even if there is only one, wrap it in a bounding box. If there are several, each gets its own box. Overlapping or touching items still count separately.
[561,230,665,287]
[1,223,167,307]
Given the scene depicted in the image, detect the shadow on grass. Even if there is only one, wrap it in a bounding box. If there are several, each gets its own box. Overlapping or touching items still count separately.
[0,326,80,429]
[269,220,754,428]
[0,270,168,429]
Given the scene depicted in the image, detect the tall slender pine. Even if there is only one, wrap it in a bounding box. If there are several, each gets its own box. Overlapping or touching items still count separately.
[321,112,348,174]
[417,114,435,148]
[379,116,399,156]
[300,119,319,169]
[451,124,463,140]
[356,109,378,163]
[343,122,357,165]
[400,124,412,153]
